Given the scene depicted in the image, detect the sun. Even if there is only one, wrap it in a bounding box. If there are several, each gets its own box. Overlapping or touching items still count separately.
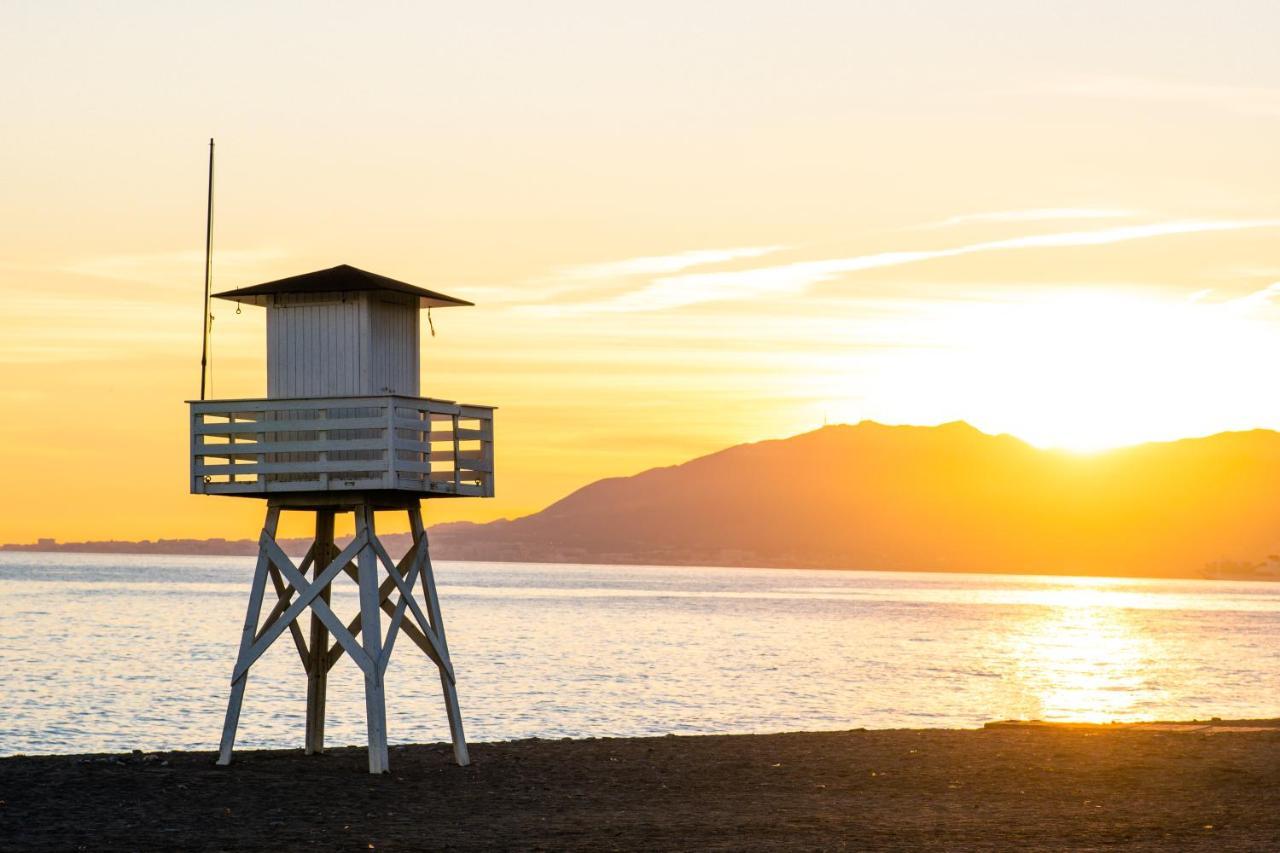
[978,290,1273,451]
[837,286,1280,453]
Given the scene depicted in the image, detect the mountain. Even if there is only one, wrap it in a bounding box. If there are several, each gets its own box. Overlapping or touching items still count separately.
[11,422,1280,578]
[429,421,1280,577]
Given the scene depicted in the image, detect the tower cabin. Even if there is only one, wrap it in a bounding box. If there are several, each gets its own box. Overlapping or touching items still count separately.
[191,264,493,499]
[188,264,494,774]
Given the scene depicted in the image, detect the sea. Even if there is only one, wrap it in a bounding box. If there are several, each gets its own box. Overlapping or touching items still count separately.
[1,553,1278,756]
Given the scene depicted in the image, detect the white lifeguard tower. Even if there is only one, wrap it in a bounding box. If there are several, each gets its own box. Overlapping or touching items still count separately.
[189,264,494,774]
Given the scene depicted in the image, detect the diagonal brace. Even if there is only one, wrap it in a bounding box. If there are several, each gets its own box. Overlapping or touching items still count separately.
[379,539,427,674]
[264,562,309,669]
[260,533,376,679]
[233,532,373,681]
[370,536,454,681]
[327,593,447,674]
[254,545,315,630]
[254,543,317,655]
[327,545,451,678]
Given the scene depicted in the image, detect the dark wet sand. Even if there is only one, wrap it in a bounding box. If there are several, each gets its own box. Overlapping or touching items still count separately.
[2,721,1279,851]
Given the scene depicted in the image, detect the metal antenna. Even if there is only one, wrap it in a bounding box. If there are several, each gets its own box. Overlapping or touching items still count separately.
[200,138,215,400]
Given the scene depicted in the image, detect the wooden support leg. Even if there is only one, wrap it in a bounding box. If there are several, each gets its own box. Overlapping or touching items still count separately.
[305,509,335,755]
[218,506,280,765]
[411,505,470,766]
[356,505,390,774]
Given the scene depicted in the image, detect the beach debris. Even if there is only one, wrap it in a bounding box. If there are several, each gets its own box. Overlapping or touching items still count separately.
[75,752,168,768]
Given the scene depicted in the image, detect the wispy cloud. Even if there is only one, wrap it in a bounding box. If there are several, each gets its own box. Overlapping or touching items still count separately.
[925,208,1136,228]
[556,246,784,280]
[1216,281,1280,312]
[1222,265,1280,280]
[1053,74,1280,118]
[0,293,214,363]
[543,219,1280,314]
[63,248,287,287]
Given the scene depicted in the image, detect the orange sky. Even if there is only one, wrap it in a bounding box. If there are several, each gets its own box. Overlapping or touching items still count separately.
[2,2,1279,541]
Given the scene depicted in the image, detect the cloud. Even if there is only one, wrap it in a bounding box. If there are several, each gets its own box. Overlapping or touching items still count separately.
[926,208,1136,228]
[1220,281,1280,312]
[0,293,205,364]
[486,245,785,308]
[555,246,785,280]
[63,248,287,287]
[545,219,1280,314]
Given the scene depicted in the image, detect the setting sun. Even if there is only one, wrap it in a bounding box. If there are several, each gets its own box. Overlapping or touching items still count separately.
[902,286,1280,452]
[818,279,1280,453]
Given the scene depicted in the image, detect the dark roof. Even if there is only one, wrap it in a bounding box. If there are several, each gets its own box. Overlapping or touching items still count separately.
[212,264,474,309]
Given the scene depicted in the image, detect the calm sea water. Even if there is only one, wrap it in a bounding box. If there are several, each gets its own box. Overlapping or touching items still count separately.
[1,553,1278,756]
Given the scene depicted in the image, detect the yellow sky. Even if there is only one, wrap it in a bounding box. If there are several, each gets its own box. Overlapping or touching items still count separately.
[2,2,1279,541]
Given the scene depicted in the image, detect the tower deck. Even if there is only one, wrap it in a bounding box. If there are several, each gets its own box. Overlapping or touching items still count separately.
[189,394,494,499]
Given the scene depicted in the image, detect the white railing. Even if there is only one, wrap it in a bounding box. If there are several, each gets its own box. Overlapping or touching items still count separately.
[189,395,494,498]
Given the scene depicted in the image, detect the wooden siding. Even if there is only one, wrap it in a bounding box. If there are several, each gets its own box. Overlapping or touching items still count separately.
[368,293,420,395]
[267,293,364,398]
[266,292,420,398]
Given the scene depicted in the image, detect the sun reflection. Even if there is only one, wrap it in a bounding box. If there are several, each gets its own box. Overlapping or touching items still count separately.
[1008,582,1163,722]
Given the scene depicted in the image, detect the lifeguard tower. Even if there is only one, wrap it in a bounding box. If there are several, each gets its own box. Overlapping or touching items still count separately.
[188,264,494,774]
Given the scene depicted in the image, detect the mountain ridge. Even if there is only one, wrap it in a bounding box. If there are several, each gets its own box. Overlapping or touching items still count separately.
[428,420,1280,577]
[9,420,1280,579]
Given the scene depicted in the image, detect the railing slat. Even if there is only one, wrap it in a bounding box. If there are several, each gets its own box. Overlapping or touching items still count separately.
[198,438,389,457]
[197,459,391,476]
[190,394,494,498]
[196,416,389,435]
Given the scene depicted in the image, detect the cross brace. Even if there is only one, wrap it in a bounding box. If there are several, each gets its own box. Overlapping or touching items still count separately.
[215,501,469,774]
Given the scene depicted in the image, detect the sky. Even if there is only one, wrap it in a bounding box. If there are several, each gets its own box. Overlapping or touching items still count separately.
[1,1,1279,541]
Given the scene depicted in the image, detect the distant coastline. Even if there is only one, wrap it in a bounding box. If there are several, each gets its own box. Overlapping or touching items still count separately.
[0,534,411,559]
[0,534,1220,581]
[11,420,1280,581]
[2,537,262,556]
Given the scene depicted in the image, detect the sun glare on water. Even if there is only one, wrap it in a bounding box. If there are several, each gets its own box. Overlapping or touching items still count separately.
[1007,579,1161,723]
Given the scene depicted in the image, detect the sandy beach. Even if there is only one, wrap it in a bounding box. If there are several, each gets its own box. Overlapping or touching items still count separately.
[2,721,1278,851]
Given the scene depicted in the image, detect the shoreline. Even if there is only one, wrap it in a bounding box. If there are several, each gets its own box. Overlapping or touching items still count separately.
[3,722,1279,851]
[0,547,1255,584]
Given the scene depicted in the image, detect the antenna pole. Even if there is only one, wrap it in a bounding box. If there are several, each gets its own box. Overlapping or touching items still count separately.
[200,138,215,400]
